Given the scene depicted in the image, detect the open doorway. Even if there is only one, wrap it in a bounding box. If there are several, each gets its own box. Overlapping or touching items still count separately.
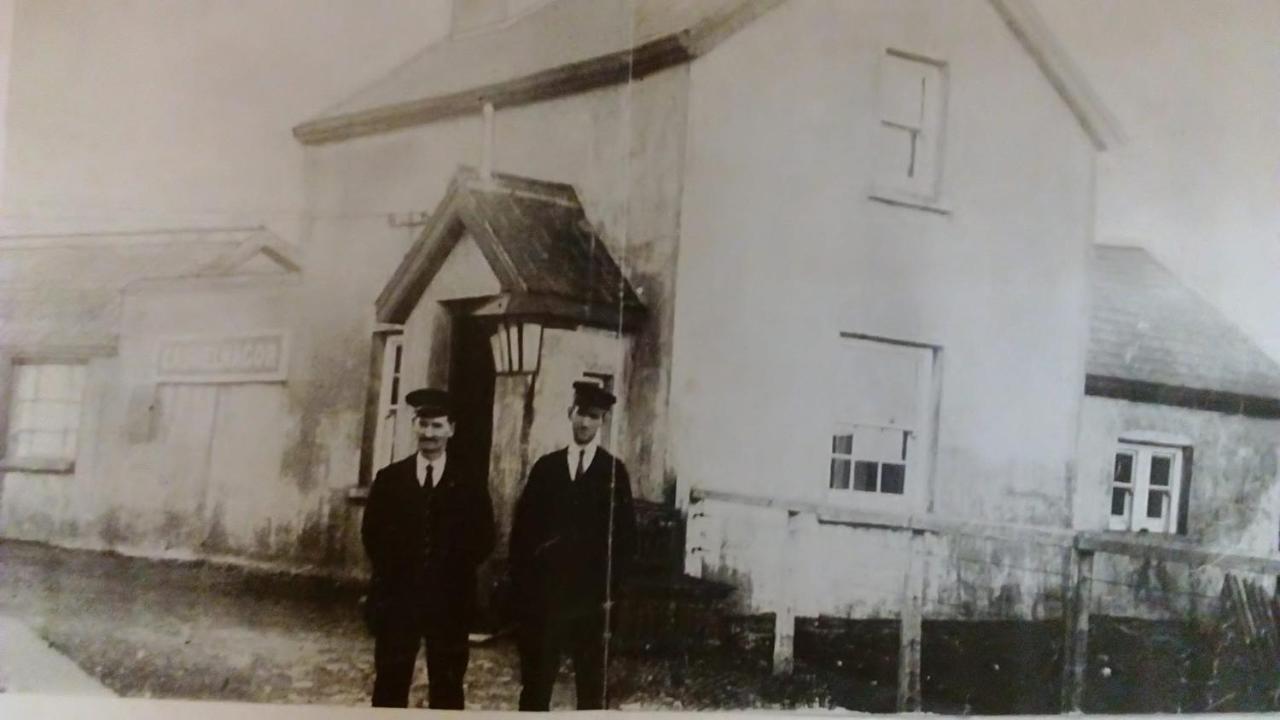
[447,312,496,484]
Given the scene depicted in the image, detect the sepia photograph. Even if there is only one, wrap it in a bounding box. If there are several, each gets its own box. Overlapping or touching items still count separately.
[0,0,1278,716]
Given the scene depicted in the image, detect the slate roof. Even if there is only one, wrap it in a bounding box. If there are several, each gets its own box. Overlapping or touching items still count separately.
[375,167,645,331]
[0,231,256,348]
[294,0,1120,150]
[1088,245,1280,404]
[292,0,787,144]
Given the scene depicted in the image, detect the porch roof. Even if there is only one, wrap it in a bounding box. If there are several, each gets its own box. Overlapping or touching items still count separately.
[1087,245,1280,416]
[375,166,645,331]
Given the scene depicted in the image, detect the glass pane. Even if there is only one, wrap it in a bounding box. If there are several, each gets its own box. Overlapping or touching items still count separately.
[1147,490,1167,519]
[14,365,38,400]
[853,461,878,492]
[393,342,403,370]
[11,400,33,431]
[68,365,86,399]
[37,365,68,400]
[390,376,400,405]
[1113,452,1134,485]
[832,434,853,455]
[1111,487,1130,517]
[881,463,906,494]
[31,431,61,457]
[30,402,57,431]
[11,430,32,457]
[829,458,851,490]
[1150,455,1172,487]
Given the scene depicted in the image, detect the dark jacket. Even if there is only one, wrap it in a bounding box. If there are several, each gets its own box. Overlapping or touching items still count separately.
[361,453,495,633]
[508,447,637,618]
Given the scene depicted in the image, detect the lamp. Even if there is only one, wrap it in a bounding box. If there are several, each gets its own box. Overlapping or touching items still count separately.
[489,320,543,375]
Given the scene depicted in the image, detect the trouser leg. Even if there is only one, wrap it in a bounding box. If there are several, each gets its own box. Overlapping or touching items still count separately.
[571,610,609,711]
[372,619,420,708]
[425,625,470,710]
[518,618,562,711]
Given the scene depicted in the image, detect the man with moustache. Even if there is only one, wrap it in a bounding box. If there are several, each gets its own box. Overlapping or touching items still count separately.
[509,380,637,711]
[361,388,495,709]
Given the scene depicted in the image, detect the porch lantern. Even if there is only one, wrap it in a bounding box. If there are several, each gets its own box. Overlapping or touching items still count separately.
[489,320,544,375]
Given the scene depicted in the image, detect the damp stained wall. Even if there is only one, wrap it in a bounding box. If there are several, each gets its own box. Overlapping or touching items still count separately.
[301,62,691,511]
[1077,395,1280,619]
[673,0,1096,620]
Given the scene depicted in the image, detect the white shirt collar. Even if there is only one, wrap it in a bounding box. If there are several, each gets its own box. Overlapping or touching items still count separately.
[566,438,599,479]
[416,451,446,488]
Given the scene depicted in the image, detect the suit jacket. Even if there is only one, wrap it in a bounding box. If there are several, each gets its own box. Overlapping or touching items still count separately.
[508,446,637,619]
[361,452,495,633]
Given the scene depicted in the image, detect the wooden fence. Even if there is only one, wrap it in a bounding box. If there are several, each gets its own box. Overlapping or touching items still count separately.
[688,488,1280,713]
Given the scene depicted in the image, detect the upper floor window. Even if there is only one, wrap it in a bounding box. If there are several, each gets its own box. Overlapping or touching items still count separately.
[872,49,948,206]
[828,335,937,510]
[1109,440,1188,534]
[5,362,87,464]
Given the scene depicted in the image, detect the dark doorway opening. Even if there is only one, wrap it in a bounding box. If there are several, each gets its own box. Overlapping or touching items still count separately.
[447,312,496,484]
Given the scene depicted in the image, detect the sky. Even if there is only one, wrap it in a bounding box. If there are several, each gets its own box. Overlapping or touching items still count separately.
[1034,0,1280,361]
[0,0,1275,358]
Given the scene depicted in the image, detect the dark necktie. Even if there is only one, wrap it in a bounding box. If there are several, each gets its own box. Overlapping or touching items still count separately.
[423,463,434,490]
[574,450,585,481]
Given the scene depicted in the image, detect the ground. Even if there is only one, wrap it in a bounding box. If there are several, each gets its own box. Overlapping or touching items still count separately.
[0,540,814,710]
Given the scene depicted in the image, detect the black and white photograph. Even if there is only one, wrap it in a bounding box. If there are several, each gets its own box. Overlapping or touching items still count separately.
[0,0,1278,717]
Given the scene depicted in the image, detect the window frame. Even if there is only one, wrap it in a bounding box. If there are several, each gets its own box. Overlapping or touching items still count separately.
[1107,439,1190,535]
[372,333,405,476]
[1,359,90,473]
[868,47,951,215]
[827,334,940,513]
[356,327,405,490]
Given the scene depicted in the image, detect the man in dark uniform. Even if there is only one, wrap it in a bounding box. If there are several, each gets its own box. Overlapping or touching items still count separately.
[361,388,495,709]
[509,380,637,711]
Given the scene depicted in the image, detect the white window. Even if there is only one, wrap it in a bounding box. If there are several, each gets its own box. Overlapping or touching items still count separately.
[873,50,948,203]
[829,336,936,509]
[372,335,405,470]
[1109,442,1186,534]
[5,362,87,463]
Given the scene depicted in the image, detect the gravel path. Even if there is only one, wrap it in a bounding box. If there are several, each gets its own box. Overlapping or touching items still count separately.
[0,540,798,711]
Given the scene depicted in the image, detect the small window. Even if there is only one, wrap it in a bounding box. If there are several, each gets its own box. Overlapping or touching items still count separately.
[872,50,948,203]
[371,335,405,472]
[1108,441,1187,534]
[829,425,909,496]
[828,335,937,508]
[5,362,87,463]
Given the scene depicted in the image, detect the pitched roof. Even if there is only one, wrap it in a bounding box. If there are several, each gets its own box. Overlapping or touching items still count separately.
[1088,245,1280,412]
[293,0,787,144]
[294,0,1120,150]
[375,166,645,331]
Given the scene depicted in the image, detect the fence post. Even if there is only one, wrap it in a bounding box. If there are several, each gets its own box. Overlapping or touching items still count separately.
[1060,545,1095,713]
[772,510,801,675]
[897,529,927,712]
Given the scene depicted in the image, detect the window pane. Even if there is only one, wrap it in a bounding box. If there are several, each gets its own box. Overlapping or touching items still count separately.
[832,434,853,455]
[14,365,38,400]
[11,430,33,457]
[881,463,906,494]
[1111,487,1130,517]
[31,431,61,457]
[67,365,86,399]
[853,461,878,492]
[1150,455,1172,487]
[1113,453,1134,485]
[1147,490,1168,519]
[829,458,851,490]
